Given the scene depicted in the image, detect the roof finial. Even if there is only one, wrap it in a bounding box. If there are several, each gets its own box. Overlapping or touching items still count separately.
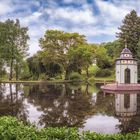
[125,39,127,48]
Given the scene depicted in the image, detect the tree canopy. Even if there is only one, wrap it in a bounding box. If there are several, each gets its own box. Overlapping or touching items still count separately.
[0,19,29,80]
[117,10,140,58]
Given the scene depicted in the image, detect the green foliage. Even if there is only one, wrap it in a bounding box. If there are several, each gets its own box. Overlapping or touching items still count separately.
[95,69,112,77]
[45,62,63,78]
[69,72,83,81]
[38,73,46,80]
[88,65,99,76]
[96,46,113,69]
[39,30,88,79]
[40,127,80,140]
[27,55,46,80]
[82,65,99,77]
[0,19,29,80]
[0,116,38,140]
[18,61,31,80]
[0,116,80,140]
[117,10,140,58]
[0,116,140,140]
[101,40,122,59]
[68,44,96,78]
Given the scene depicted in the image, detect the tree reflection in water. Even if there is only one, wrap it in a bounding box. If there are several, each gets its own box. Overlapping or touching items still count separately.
[27,83,95,128]
[0,83,140,134]
[0,83,28,122]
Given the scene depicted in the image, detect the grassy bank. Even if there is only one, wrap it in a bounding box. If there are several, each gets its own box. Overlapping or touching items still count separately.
[0,79,73,84]
[0,116,139,140]
[0,76,115,84]
[88,76,115,84]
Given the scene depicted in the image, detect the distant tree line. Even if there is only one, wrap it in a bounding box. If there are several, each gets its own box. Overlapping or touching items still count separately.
[0,10,140,81]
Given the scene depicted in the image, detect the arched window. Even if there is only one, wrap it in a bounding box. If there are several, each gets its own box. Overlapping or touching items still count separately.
[125,68,130,83]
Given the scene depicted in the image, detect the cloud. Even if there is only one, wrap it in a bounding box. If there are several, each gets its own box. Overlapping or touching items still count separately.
[95,0,134,25]
[0,0,14,15]
[46,6,97,25]
[0,0,140,55]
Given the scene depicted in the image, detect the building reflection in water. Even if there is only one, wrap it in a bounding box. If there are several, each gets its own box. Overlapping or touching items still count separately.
[115,93,137,117]
[114,92,138,133]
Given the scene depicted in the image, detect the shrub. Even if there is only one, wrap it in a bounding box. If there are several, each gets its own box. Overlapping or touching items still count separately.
[95,69,112,77]
[82,65,99,76]
[69,72,83,81]
[88,65,99,76]
[0,116,140,140]
[0,116,80,140]
[39,73,46,80]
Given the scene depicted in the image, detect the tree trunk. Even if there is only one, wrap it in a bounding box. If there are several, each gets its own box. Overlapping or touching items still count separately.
[86,66,89,79]
[9,60,13,81]
[65,69,70,80]
[16,63,19,81]
[85,83,89,94]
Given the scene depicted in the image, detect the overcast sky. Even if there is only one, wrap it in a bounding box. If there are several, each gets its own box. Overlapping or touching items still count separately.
[0,0,140,55]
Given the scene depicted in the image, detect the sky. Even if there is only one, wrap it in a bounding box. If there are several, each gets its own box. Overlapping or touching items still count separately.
[0,0,140,55]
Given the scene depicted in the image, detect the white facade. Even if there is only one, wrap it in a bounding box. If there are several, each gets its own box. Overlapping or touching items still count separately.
[116,48,137,84]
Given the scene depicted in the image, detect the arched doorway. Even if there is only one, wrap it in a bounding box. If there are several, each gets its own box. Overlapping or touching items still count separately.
[125,68,130,83]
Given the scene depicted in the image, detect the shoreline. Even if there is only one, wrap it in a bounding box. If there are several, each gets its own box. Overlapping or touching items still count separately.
[0,79,115,84]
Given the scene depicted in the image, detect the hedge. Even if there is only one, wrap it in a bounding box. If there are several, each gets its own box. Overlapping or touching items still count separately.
[0,116,140,140]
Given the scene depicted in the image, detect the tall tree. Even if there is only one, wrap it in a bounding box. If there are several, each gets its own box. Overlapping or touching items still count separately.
[116,10,140,57]
[68,44,96,78]
[0,19,29,80]
[39,30,86,79]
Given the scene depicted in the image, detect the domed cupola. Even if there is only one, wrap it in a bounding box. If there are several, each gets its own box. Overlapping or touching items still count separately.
[120,48,133,59]
[116,47,136,65]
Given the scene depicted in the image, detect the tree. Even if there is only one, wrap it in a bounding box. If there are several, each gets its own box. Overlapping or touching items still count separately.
[68,44,96,78]
[0,19,29,80]
[117,10,140,57]
[96,46,113,69]
[27,55,46,80]
[39,30,86,79]
[101,40,121,59]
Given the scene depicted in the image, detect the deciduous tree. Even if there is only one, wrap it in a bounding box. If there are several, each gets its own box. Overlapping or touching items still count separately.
[0,19,29,80]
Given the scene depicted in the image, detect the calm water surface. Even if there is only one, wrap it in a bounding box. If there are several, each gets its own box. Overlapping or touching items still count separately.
[0,83,140,134]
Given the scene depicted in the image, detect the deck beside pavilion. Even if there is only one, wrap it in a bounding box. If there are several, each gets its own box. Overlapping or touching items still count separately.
[101,83,140,93]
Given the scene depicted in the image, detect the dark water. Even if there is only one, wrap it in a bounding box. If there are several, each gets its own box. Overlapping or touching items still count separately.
[0,83,140,134]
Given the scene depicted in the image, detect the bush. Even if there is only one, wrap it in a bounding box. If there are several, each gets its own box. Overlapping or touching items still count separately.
[95,69,112,77]
[0,116,140,140]
[88,65,99,76]
[69,72,83,81]
[82,65,99,76]
[39,73,46,80]
[0,116,79,140]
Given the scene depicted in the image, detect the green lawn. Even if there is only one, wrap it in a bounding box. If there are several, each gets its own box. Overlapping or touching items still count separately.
[88,75,115,84]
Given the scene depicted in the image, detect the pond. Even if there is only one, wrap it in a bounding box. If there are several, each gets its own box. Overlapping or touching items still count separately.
[0,83,140,134]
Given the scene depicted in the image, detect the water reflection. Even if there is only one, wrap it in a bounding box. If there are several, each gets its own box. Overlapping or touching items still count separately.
[0,83,140,134]
[28,84,95,128]
[0,84,28,122]
[115,92,138,133]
